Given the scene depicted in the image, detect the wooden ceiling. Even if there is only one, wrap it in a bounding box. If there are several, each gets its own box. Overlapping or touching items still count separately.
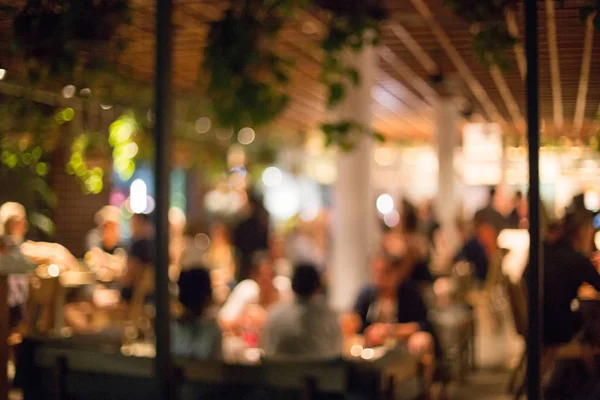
[2,0,600,142]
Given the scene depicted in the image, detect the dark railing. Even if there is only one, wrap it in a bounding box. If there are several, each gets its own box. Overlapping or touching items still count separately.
[15,337,422,400]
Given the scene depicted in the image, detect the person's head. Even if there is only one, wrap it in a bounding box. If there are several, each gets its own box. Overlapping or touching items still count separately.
[291,263,322,299]
[489,186,497,203]
[0,202,27,241]
[178,267,212,316]
[102,220,120,249]
[250,251,275,288]
[169,207,186,237]
[514,190,523,205]
[130,213,151,237]
[371,251,405,294]
[563,210,595,256]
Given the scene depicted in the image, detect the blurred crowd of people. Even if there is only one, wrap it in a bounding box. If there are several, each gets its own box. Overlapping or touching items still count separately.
[3,184,600,397]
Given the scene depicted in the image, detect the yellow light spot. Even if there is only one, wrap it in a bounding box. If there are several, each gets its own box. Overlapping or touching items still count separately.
[36,163,48,176]
[62,108,75,121]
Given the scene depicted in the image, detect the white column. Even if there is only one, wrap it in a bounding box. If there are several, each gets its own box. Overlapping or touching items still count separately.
[330,46,376,312]
[436,98,460,253]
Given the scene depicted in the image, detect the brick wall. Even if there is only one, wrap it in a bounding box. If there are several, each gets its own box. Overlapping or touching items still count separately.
[48,148,111,258]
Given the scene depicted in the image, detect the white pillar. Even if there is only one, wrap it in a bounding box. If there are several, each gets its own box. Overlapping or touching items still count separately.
[436,98,460,253]
[330,46,376,312]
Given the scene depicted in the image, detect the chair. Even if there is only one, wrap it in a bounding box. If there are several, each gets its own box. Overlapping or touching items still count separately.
[25,276,60,334]
[505,278,600,398]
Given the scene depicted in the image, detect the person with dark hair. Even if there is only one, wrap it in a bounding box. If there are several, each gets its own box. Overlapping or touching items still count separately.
[233,190,270,281]
[172,267,222,359]
[526,210,600,347]
[218,252,291,337]
[475,186,506,235]
[121,213,154,302]
[262,264,341,358]
[506,191,524,229]
[343,252,437,387]
[453,212,497,283]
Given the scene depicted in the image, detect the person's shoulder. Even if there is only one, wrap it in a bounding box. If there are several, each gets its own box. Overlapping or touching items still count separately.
[231,279,260,297]
[356,284,377,300]
[398,280,423,298]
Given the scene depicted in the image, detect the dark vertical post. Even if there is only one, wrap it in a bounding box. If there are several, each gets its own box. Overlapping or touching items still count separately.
[525,0,542,398]
[154,0,174,398]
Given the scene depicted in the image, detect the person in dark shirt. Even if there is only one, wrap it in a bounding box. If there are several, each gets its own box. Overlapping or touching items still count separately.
[454,212,497,283]
[526,210,600,346]
[475,186,506,235]
[343,252,436,388]
[122,213,154,302]
[506,191,523,229]
[233,191,270,282]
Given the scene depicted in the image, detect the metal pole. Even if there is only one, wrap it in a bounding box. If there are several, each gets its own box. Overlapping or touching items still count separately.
[525,0,543,398]
[154,0,174,398]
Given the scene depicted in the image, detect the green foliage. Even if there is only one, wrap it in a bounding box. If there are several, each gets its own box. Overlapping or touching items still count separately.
[0,97,62,236]
[6,0,130,80]
[446,0,600,70]
[203,0,387,149]
[66,131,109,194]
[321,121,383,150]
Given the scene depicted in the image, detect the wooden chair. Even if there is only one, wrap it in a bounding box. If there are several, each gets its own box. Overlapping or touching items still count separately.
[25,276,60,334]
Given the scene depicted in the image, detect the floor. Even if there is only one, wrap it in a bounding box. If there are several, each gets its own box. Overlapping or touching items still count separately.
[448,301,524,400]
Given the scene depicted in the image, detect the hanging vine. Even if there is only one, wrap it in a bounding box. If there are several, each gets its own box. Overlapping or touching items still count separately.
[203,0,387,149]
[444,0,600,70]
[3,0,130,81]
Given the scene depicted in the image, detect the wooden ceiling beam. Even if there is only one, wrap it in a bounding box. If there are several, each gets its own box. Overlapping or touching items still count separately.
[506,9,526,81]
[408,0,504,124]
[545,0,564,131]
[387,22,439,76]
[489,66,525,133]
[378,46,439,107]
[574,13,596,133]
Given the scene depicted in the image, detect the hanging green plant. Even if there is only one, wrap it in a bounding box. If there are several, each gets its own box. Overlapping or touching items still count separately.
[67,131,110,194]
[444,0,600,70]
[203,0,387,149]
[109,111,142,181]
[5,0,130,80]
[0,97,62,236]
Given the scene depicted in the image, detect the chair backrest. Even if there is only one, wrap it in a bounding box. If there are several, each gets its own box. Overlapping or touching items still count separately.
[26,276,60,334]
[505,278,528,337]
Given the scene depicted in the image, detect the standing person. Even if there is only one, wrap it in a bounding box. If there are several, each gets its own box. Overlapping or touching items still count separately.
[475,187,506,235]
[233,191,270,282]
[204,221,237,287]
[506,191,524,229]
[0,202,35,329]
[418,200,440,249]
[86,206,122,253]
[262,264,341,359]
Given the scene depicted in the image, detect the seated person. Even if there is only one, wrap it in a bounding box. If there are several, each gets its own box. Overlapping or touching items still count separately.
[172,267,222,359]
[453,213,497,284]
[343,252,436,387]
[262,264,341,359]
[218,252,291,340]
[526,210,600,348]
[122,213,154,303]
[0,202,36,329]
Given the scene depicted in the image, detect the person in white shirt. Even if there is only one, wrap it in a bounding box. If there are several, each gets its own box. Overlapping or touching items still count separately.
[218,252,291,336]
[0,202,35,328]
[262,264,341,359]
[172,267,222,360]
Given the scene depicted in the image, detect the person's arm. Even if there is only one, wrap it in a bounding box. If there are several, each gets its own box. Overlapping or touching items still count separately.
[218,280,257,332]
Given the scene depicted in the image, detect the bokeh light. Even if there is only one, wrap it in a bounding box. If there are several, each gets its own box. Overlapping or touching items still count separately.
[376,194,394,214]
